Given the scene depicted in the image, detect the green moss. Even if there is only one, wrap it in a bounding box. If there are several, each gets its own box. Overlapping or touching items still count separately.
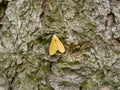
[81,80,89,90]
[47,16,56,23]
[0,6,4,17]
[59,59,80,66]
[27,74,36,81]
[42,64,50,74]
[59,81,77,87]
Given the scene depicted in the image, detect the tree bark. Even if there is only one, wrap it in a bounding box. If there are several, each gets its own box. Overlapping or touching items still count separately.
[0,0,120,90]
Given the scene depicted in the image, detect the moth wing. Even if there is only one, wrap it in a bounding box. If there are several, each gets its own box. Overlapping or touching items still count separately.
[49,36,57,55]
[55,36,65,53]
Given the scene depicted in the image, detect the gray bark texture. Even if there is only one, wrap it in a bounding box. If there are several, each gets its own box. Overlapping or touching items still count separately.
[0,0,120,90]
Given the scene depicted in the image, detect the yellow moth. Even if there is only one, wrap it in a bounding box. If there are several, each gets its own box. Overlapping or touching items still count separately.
[49,34,65,55]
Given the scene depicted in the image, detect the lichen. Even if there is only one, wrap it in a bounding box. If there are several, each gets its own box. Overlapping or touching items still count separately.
[0,0,120,90]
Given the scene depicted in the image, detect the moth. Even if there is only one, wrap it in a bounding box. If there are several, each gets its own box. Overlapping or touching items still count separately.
[49,34,65,56]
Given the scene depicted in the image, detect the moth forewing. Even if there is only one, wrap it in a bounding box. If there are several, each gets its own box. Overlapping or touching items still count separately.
[49,35,57,55]
[49,34,65,56]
